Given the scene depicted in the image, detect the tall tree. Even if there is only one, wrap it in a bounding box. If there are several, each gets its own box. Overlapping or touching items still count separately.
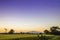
[8,29,14,34]
[50,26,60,35]
[4,28,7,33]
[44,30,49,34]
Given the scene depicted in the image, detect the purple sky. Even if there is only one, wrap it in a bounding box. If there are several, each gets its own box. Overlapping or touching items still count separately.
[0,0,60,32]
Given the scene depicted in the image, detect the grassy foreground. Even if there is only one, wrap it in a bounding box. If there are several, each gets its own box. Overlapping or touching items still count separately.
[0,34,60,40]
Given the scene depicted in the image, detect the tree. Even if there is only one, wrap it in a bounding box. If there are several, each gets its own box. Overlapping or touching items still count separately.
[50,26,60,35]
[8,29,14,34]
[43,26,60,35]
[4,28,7,33]
[44,30,49,34]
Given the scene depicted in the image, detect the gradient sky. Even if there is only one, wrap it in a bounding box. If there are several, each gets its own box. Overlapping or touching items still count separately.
[0,0,60,32]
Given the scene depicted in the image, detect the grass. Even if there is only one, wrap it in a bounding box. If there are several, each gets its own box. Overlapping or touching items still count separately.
[0,34,60,40]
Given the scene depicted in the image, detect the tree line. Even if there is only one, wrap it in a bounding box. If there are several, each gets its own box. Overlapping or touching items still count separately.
[1,26,60,35]
[44,26,60,35]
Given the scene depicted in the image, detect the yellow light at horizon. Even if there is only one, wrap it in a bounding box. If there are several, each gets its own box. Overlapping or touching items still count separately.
[0,17,60,32]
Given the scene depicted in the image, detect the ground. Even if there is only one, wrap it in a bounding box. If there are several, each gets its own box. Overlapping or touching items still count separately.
[0,34,60,40]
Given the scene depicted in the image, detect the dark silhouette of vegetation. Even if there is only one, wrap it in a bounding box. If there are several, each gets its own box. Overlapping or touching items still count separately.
[44,26,60,35]
[4,28,7,33]
[0,26,60,40]
[44,30,50,34]
[50,26,60,35]
[8,29,14,34]
[37,33,49,40]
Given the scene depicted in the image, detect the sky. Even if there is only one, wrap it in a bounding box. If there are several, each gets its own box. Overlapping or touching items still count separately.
[0,0,60,32]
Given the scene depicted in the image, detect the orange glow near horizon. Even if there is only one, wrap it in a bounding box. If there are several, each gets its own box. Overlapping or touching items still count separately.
[0,25,59,32]
[0,17,60,32]
[0,0,60,33]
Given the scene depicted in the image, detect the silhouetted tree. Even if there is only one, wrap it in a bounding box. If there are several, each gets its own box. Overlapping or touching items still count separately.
[43,26,60,35]
[8,29,14,34]
[50,26,60,35]
[4,28,7,33]
[44,30,50,34]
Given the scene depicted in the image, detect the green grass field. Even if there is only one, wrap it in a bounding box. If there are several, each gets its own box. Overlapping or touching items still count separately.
[0,34,60,40]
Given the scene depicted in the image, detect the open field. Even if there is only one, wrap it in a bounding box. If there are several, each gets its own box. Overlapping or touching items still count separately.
[0,34,60,40]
